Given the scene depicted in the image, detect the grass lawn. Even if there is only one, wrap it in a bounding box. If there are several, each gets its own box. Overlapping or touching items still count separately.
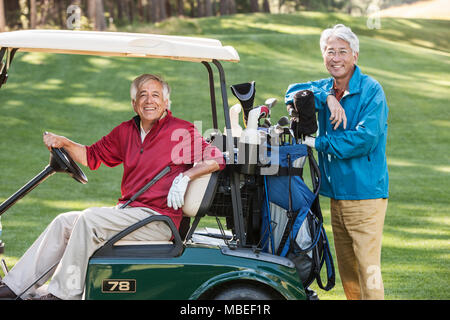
[0,12,449,300]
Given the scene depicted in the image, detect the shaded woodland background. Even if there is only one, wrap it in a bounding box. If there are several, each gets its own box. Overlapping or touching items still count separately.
[0,0,426,32]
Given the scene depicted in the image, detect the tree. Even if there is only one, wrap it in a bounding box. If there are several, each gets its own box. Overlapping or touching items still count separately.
[262,0,270,13]
[88,0,96,24]
[197,0,204,17]
[95,0,106,30]
[219,0,226,15]
[30,0,37,29]
[205,0,213,16]
[159,0,167,21]
[0,0,5,32]
[219,0,236,15]
[176,0,184,16]
[88,0,106,30]
[38,0,51,26]
[229,0,236,14]
[250,0,259,12]
[55,0,65,28]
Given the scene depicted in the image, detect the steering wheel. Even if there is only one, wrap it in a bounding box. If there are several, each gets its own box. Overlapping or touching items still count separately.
[0,146,88,216]
[50,147,88,184]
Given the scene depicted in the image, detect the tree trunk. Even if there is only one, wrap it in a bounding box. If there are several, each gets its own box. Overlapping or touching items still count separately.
[95,0,106,30]
[166,0,172,18]
[204,0,212,16]
[55,0,65,28]
[196,0,204,17]
[187,0,195,17]
[137,0,144,22]
[117,0,124,22]
[177,0,184,16]
[128,0,135,23]
[150,0,158,22]
[250,0,259,12]
[228,0,235,14]
[88,0,96,24]
[159,0,167,20]
[0,0,5,32]
[262,0,270,13]
[219,0,227,15]
[38,0,51,26]
[30,0,37,29]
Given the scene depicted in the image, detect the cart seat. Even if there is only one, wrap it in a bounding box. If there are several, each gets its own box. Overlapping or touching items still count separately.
[113,171,219,246]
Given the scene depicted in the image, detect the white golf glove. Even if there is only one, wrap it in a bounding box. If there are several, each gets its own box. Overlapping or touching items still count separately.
[167,173,190,210]
[301,136,316,149]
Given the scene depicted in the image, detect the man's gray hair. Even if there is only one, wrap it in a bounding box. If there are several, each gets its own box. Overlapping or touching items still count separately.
[130,74,171,109]
[320,24,359,57]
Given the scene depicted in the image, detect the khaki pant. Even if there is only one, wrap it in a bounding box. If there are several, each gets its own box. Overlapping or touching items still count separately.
[330,198,387,300]
[3,206,172,300]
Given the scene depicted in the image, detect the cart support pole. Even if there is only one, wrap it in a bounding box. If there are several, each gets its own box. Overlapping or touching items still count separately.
[202,61,218,130]
[212,59,246,247]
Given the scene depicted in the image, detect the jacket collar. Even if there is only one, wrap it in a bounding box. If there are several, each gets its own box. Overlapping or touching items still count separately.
[347,64,362,95]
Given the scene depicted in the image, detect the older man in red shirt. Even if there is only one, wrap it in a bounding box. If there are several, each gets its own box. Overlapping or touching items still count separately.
[0,74,224,300]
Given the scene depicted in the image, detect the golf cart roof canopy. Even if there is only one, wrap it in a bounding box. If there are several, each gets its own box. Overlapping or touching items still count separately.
[0,30,240,63]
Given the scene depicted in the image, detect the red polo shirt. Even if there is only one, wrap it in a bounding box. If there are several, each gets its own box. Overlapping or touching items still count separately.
[85,111,225,229]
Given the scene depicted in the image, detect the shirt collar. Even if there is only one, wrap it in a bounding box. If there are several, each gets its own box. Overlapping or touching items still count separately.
[133,109,173,134]
[330,64,361,97]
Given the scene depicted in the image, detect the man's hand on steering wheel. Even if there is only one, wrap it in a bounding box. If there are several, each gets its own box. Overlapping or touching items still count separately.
[43,131,68,151]
[43,131,88,167]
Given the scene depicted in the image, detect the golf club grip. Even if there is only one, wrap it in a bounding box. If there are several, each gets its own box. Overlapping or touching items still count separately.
[120,166,171,209]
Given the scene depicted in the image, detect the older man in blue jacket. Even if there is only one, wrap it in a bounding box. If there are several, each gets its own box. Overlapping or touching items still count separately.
[285,24,389,300]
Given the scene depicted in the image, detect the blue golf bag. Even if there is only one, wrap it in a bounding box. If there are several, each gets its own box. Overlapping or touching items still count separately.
[260,142,335,291]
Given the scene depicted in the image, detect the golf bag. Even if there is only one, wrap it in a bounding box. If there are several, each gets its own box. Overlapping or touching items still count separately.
[260,142,335,291]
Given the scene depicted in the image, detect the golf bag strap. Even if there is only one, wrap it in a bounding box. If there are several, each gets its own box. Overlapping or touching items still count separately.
[276,153,297,256]
[275,167,302,177]
[315,226,335,291]
[275,210,298,256]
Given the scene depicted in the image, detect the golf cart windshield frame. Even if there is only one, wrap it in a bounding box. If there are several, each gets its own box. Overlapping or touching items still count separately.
[0,36,247,247]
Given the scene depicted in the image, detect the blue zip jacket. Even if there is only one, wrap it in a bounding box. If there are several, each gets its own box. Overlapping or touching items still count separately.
[285,65,389,200]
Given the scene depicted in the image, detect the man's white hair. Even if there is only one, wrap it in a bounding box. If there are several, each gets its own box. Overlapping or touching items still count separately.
[130,74,171,109]
[320,24,359,57]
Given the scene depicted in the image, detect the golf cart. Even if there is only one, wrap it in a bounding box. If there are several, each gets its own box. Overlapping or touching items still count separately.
[0,30,333,300]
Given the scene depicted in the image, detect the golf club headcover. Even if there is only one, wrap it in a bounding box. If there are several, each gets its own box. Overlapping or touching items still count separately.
[293,90,317,137]
[258,105,269,120]
[230,81,256,124]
